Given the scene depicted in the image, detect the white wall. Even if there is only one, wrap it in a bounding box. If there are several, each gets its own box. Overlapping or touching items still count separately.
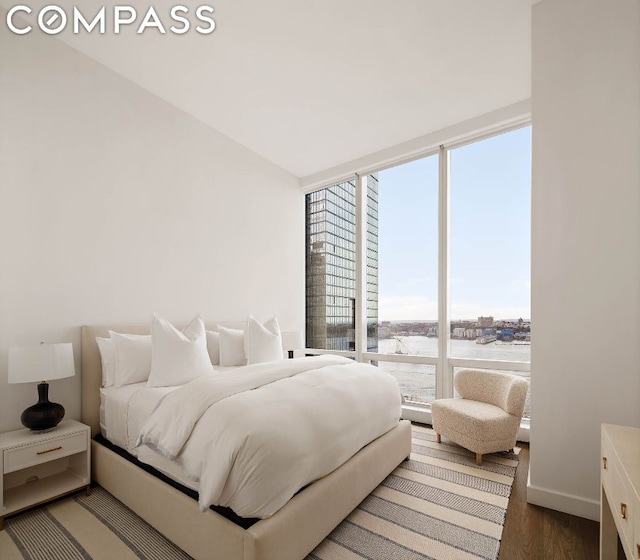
[0,15,304,433]
[529,0,640,519]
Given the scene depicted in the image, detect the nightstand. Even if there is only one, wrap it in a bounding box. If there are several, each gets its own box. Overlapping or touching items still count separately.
[0,418,91,530]
[601,424,640,560]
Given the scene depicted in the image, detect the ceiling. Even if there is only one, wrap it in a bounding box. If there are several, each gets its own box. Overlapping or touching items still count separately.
[6,0,532,178]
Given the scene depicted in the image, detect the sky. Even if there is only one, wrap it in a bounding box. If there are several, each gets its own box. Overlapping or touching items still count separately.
[376,126,531,322]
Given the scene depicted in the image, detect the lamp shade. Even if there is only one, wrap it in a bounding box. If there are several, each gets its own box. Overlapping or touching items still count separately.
[281,331,304,351]
[281,331,304,359]
[8,343,75,384]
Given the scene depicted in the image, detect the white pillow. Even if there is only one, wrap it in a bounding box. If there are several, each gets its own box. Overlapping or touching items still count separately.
[244,315,283,365]
[218,325,246,366]
[110,331,152,387]
[147,314,214,387]
[96,337,116,387]
[206,330,220,365]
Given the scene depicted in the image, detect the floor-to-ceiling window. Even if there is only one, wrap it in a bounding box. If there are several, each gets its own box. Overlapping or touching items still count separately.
[305,124,531,421]
[367,156,439,405]
[449,127,531,417]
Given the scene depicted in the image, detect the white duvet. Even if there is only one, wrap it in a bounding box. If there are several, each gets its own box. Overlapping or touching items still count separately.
[137,355,402,518]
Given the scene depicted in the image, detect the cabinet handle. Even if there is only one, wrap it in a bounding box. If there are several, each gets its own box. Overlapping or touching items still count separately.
[36,446,62,455]
[636,543,639,559]
[602,456,607,470]
[621,503,627,519]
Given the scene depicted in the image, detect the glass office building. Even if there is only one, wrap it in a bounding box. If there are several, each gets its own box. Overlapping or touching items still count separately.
[305,177,378,351]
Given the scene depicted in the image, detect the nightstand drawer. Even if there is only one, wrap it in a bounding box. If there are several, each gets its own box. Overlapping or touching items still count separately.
[4,432,87,474]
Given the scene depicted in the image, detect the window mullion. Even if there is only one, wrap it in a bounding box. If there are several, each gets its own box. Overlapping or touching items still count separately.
[355,173,367,362]
[437,145,452,398]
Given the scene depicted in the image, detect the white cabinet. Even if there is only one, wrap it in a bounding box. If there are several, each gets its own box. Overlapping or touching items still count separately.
[601,424,640,560]
[0,419,91,530]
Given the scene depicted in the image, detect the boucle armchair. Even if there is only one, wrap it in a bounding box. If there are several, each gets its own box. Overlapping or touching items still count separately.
[431,369,528,465]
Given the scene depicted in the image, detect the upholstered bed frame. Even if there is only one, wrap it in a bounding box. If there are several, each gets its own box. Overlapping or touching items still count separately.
[81,325,412,560]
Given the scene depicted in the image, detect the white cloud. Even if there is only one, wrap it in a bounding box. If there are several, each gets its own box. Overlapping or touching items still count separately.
[394,276,432,289]
[379,295,437,321]
[510,275,531,292]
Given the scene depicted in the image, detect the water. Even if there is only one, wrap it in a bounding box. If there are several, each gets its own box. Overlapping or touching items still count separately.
[374,336,531,418]
[378,336,531,361]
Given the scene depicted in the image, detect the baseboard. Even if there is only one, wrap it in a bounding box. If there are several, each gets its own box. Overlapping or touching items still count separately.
[526,473,600,521]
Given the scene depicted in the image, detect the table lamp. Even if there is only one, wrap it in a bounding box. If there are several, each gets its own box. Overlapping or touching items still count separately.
[8,342,75,431]
[281,331,304,359]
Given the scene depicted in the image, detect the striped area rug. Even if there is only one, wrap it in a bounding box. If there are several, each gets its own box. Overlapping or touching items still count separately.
[0,424,518,560]
[308,424,519,560]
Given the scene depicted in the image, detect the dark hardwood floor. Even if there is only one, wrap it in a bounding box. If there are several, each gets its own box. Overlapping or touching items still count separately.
[499,443,600,560]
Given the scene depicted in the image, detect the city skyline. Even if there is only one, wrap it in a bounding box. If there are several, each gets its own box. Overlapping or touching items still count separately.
[378,317,531,324]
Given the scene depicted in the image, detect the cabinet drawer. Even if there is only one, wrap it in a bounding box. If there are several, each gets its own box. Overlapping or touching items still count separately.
[3,431,87,474]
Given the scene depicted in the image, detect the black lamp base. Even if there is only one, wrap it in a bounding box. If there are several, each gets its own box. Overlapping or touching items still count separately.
[21,382,65,431]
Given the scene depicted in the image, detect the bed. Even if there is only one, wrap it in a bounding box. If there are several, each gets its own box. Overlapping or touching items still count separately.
[81,324,412,560]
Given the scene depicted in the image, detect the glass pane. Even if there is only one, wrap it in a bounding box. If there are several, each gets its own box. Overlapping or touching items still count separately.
[449,126,531,362]
[370,155,439,359]
[305,180,357,351]
[376,361,436,405]
[453,367,530,419]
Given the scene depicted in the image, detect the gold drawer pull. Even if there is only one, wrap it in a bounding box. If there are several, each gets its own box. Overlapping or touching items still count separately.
[603,456,607,470]
[621,503,628,519]
[36,446,62,455]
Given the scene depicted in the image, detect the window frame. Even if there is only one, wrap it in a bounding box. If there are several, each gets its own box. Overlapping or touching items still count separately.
[304,121,531,437]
